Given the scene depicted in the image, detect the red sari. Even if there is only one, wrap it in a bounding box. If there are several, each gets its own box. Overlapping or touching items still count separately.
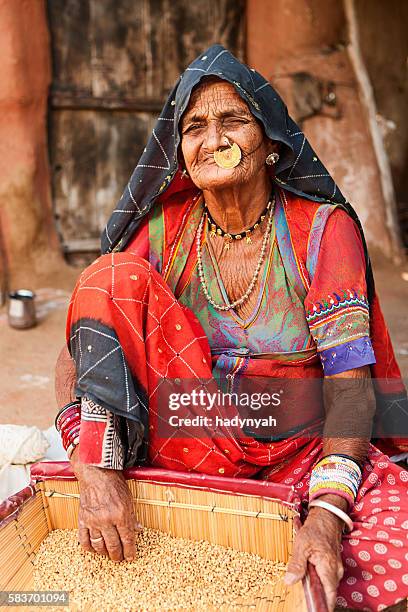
[67,188,408,610]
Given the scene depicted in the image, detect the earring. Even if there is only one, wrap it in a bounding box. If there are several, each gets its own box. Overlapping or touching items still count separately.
[266,152,279,166]
[181,168,189,178]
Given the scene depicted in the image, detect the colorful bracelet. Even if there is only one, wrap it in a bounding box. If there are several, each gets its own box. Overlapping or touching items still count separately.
[309,454,362,510]
[61,420,80,451]
[320,453,363,471]
[55,400,81,455]
[317,455,363,473]
[311,470,360,496]
[55,400,81,431]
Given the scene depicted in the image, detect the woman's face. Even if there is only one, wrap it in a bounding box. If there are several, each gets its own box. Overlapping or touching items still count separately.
[180,80,273,191]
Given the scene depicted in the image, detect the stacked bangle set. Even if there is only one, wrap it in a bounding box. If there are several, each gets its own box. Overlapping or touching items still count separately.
[309,454,362,509]
[55,400,81,459]
[308,454,362,531]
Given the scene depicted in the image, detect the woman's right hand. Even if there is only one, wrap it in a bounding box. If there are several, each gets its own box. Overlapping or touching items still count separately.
[70,446,142,562]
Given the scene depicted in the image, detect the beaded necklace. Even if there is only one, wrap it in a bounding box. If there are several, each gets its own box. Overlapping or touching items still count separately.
[196,196,275,311]
[205,199,272,248]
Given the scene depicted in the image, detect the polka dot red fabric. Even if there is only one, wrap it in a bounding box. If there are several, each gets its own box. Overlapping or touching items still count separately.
[262,443,408,610]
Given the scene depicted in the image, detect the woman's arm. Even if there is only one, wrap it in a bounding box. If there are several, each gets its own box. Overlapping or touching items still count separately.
[55,345,77,408]
[285,365,375,610]
[55,346,140,561]
[322,364,375,463]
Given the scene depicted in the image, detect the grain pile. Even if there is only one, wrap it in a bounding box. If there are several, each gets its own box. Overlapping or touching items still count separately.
[34,528,286,610]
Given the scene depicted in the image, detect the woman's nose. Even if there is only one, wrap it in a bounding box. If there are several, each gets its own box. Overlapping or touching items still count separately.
[203,122,224,152]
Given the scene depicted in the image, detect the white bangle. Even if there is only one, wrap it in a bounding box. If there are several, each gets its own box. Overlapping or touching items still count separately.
[308,499,354,533]
[67,436,80,460]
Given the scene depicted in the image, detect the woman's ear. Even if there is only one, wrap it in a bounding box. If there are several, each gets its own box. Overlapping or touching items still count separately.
[265,140,281,167]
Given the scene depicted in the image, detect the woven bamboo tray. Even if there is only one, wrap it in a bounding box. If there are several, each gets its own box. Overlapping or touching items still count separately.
[0,462,326,611]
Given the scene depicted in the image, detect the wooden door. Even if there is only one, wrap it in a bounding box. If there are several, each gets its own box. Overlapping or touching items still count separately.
[47,0,245,264]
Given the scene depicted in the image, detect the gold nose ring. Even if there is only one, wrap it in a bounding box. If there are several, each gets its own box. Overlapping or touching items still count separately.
[214,137,242,169]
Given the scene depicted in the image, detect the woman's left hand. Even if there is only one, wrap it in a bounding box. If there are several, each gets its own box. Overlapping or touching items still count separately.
[284,507,344,611]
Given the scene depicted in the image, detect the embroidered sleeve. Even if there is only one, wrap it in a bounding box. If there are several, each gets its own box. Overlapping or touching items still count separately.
[79,395,125,469]
[304,209,376,376]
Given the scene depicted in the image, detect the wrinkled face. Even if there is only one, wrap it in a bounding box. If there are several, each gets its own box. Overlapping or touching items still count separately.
[180,80,272,190]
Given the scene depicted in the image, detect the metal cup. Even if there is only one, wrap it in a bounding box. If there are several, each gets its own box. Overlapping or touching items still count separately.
[7,289,37,329]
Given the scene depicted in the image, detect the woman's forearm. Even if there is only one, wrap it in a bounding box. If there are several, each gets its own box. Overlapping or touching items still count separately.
[55,345,77,408]
[322,365,375,464]
[322,438,370,468]
[70,444,122,480]
[310,365,376,513]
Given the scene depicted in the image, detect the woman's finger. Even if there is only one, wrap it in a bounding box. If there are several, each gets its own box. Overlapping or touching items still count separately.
[89,529,109,557]
[101,525,124,562]
[285,538,308,585]
[77,526,95,554]
[310,556,340,611]
[116,524,137,561]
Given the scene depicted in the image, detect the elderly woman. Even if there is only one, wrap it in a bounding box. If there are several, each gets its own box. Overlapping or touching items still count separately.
[55,45,408,610]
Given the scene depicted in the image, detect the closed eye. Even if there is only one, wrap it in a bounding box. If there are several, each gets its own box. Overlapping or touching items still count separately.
[223,117,249,125]
[183,123,205,134]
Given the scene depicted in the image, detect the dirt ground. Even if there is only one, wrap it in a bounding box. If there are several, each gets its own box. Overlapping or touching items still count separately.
[0,254,407,430]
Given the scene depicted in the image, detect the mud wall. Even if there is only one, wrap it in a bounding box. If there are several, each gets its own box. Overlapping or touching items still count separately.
[355,0,408,247]
[246,0,399,258]
[0,0,68,295]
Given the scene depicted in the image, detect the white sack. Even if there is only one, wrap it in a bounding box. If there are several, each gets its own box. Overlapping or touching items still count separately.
[0,425,49,465]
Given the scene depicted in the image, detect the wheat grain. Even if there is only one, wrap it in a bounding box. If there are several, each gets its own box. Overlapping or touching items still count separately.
[33,528,286,610]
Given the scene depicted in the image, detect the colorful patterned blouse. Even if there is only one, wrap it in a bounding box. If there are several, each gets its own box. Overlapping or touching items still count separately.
[138,189,376,378]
